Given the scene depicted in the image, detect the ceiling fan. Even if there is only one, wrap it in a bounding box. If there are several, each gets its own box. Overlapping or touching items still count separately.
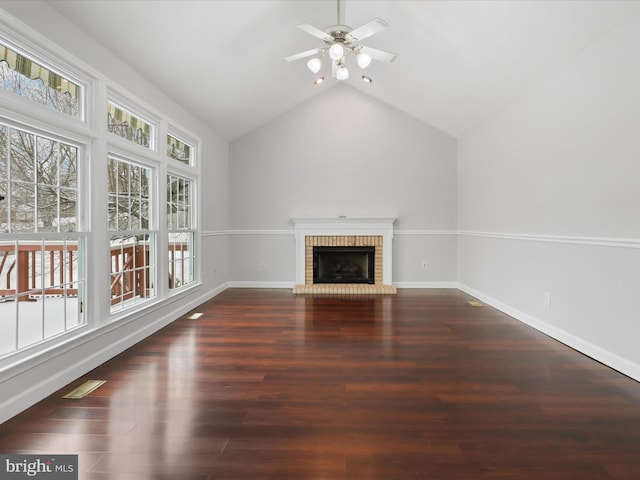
[282,0,398,84]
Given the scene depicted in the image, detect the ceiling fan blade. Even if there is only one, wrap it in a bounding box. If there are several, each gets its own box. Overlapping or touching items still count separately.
[296,22,334,42]
[359,45,398,63]
[281,48,322,63]
[346,18,389,42]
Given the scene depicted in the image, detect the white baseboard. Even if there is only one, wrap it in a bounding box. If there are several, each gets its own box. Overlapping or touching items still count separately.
[228,281,296,289]
[5,279,637,424]
[458,283,640,382]
[0,283,230,424]
[394,282,458,289]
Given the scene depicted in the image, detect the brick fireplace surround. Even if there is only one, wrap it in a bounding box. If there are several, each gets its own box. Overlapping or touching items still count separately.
[292,218,397,294]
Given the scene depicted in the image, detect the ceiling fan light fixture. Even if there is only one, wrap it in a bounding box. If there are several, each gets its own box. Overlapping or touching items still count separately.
[307,57,322,74]
[336,65,349,81]
[329,43,345,60]
[283,0,397,85]
[357,52,372,69]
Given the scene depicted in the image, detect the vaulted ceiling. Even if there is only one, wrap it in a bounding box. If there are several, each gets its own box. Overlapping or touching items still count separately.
[47,0,640,141]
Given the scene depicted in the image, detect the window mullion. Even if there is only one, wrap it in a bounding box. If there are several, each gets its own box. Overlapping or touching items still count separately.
[107,155,156,313]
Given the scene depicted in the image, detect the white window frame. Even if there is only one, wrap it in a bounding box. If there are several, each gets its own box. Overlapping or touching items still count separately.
[165,123,200,292]
[0,16,91,126]
[106,153,158,314]
[166,171,197,291]
[166,129,195,167]
[107,93,158,153]
[0,117,88,360]
[0,9,204,366]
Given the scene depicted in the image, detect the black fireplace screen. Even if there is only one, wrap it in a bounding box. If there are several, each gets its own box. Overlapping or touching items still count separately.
[313,246,375,284]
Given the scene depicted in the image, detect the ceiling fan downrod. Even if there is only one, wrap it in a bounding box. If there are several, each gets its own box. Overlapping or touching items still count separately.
[281,0,397,83]
[337,0,344,26]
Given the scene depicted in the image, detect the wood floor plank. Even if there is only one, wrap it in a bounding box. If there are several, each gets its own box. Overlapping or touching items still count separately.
[1,288,639,479]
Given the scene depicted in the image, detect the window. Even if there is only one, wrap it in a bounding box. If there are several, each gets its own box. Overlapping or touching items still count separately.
[1,126,78,232]
[0,123,84,356]
[107,101,153,149]
[167,134,193,166]
[167,173,195,289]
[0,27,201,362]
[0,43,80,118]
[108,156,155,311]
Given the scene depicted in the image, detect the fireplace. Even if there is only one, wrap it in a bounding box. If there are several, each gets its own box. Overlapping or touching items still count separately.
[313,246,375,284]
[291,218,397,294]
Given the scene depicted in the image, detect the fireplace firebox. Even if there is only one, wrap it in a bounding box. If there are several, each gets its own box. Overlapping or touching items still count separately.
[313,246,375,284]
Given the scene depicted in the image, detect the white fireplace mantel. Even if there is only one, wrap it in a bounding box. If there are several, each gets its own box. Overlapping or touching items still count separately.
[291,217,396,286]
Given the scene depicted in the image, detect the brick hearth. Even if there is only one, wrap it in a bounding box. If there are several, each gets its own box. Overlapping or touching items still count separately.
[293,234,396,294]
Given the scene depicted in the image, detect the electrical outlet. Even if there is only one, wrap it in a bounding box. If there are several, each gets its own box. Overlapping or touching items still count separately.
[544,291,551,307]
[260,262,267,271]
[421,261,428,269]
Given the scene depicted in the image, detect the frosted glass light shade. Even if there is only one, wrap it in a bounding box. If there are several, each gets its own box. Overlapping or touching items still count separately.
[357,52,372,69]
[336,66,349,80]
[307,57,322,73]
[329,43,344,60]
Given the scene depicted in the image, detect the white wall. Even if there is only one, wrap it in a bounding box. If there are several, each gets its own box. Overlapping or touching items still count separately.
[3,0,636,426]
[230,84,457,286]
[0,1,230,422]
[457,12,640,380]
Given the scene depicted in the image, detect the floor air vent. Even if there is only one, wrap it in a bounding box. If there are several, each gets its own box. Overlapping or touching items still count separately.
[63,380,106,399]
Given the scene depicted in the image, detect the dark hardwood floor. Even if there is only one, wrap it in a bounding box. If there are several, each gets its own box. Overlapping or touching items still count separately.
[1,289,640,479]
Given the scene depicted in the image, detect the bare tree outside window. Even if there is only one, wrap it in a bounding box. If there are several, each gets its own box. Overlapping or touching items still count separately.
[167,134,192,165]
[0,123,83,355]
[108,156,155,311]
[107,101,152,149]
[167,173,194,289]
[107,158,150,231]
[0,44,80,117]
[1,125,77,233]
